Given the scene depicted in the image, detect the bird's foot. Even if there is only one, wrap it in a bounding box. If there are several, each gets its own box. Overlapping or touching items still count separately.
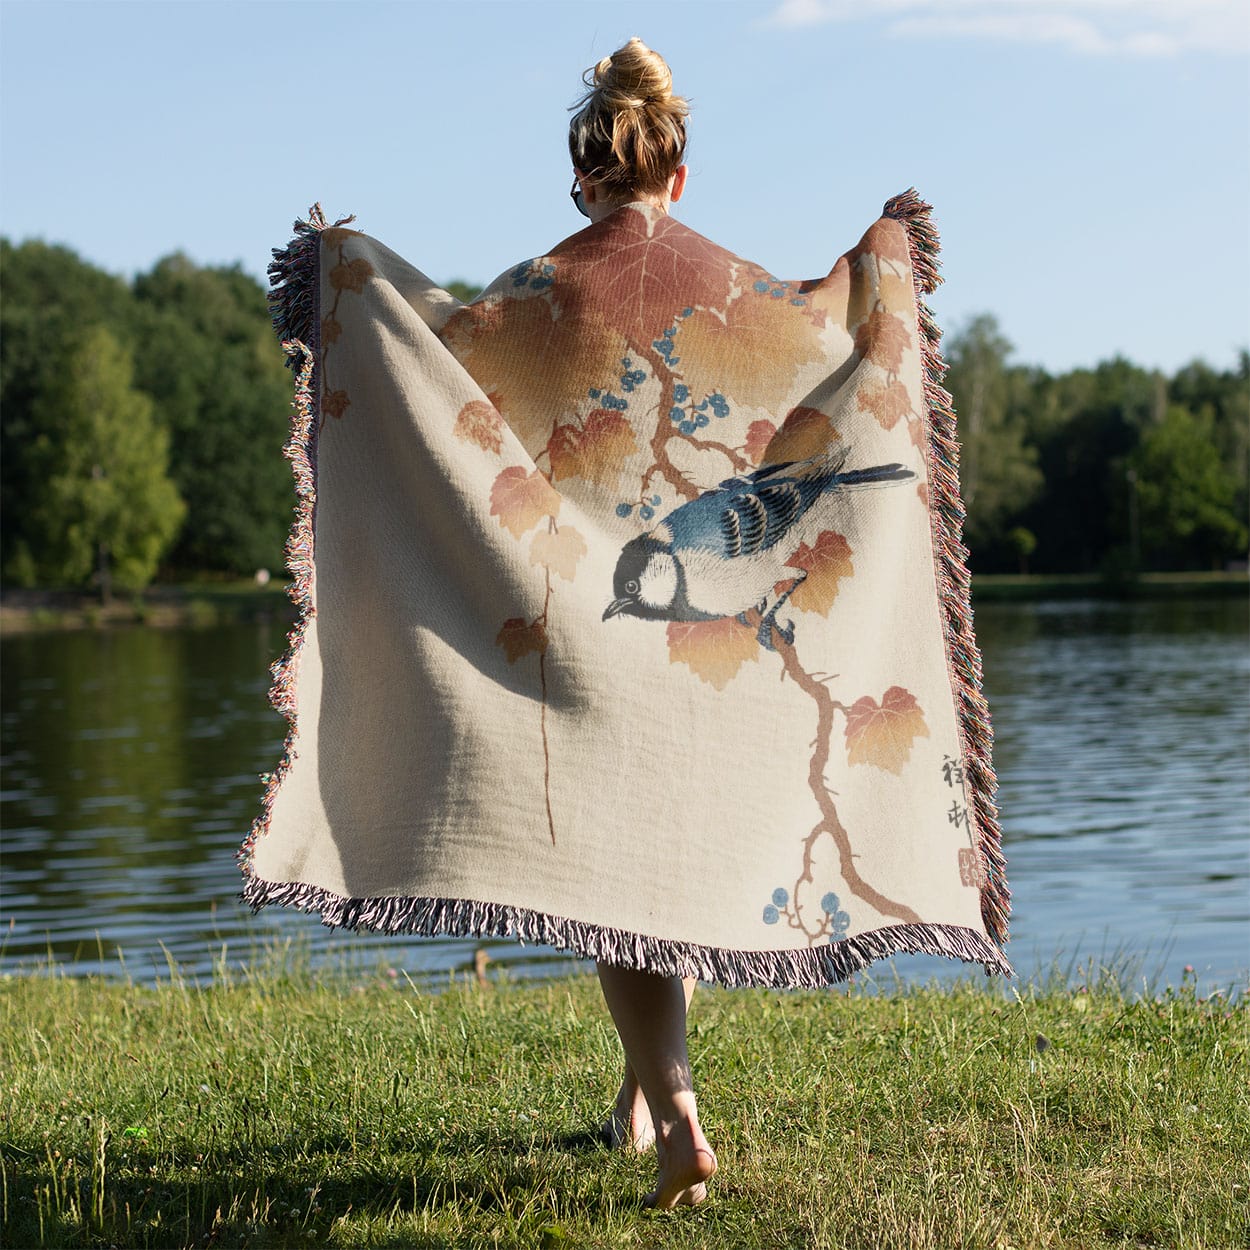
[777,618,796,646]
[735,611,751,628]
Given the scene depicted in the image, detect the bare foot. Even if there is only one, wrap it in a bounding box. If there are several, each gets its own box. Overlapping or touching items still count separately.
[601,1079,655,1151]
[644,1117,717,1209]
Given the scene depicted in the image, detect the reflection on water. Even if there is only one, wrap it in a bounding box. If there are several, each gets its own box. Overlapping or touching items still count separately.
[2,597,1246,993]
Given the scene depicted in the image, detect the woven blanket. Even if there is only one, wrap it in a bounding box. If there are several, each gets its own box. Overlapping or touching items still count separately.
[237,191,1012,987]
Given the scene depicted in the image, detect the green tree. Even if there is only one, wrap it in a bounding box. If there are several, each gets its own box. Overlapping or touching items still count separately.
[24,327,185,596]
[131,256,293,575]
[943,315,1043,564]
[1129,405,1246,570]
[1,239,139,580]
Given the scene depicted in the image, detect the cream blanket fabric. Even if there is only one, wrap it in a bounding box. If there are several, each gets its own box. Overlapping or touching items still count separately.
[237,192,1012,986]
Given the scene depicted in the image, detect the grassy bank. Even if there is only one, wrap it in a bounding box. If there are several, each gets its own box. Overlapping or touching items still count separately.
[2,962,1245,1249]
[1,571,1245,633]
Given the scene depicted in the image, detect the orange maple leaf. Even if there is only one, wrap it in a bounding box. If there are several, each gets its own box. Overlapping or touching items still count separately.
[858,378,913,432]
[529,524,587,582]
[549,209,734,346]
[916,480,929,510]
[744,419,777,465]
[496,617,547,664]
[547,409,638,488]
[453,400,505,455]
[844,686,930,774]
[761,406,840,466]
[675,285,824,410]
[856,219,911,268]
[321,315,342,345]
[853,309,912,375]
[666,616,761,691]
[785,530,854,615]
[489,466,561,538]
[329,257,374,294]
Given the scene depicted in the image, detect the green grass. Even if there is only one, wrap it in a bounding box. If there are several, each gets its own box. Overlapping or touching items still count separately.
[1,954,1246,1249]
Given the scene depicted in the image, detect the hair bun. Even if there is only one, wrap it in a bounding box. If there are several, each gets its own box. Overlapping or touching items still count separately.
[594,36,674,110]
[568,38,689,197]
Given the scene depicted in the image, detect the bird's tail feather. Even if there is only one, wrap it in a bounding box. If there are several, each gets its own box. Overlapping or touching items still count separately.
[832,463,915,488]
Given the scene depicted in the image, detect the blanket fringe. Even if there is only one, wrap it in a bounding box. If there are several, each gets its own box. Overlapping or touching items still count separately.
[237,205,346,879]
[239,874,1014,988]
[883,188,1011,948]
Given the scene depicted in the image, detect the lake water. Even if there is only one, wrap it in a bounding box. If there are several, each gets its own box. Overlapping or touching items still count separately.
[2,597,1247,996]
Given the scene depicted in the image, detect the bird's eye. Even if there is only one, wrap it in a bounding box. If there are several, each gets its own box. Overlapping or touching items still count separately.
[625,579,639,594]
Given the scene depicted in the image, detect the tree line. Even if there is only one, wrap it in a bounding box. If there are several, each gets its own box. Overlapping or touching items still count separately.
[1,238,1245,595]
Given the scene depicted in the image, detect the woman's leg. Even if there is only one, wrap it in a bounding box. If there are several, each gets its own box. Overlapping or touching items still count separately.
[603,976,696,1151]
[595,963,717,1208]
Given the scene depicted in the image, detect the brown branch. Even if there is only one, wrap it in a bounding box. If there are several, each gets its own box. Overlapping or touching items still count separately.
[765,614,922,930]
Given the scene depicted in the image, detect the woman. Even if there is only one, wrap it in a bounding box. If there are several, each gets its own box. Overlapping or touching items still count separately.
[242,36,1010,1216]
[566,37,717,1211]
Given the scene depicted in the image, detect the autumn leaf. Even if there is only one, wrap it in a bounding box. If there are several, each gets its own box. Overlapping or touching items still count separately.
[785,530,854,615]
[329,257,374,294]
[549,208,734,346]
[322,315,342,345]
[853,308,911,375]
[844,686,930,774]
[453,400,505,455]
[761,406,839,466]
[323,389,350,419]
[856,219,911,268]
[529,524,587,581]
[908,415,928,452]
[744,419,777,465]
[799,258,851,334]
[440,294,627,450]
[490,465,561,538]
[666,616,760,691]
[878,270,915,315]
[496,616,547,663]
[916,480,929,510]
[320,227,362,249]
[858,378,912,431]
[547,409,637,488]
[675,286,824,411]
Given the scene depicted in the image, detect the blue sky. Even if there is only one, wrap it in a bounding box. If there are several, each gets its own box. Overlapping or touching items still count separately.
[2,0,1247,374]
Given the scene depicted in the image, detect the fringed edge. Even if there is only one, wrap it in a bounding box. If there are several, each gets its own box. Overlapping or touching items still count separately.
[237,206,347,881]
[265,203,355,367]
[883,188,1011,949]
[239,874,1015,989]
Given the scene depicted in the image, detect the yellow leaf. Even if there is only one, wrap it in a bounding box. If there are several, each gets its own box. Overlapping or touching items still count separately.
[858,379,913,432]
[785,530,854,615]
[844,686,929,774]
[666,616,760,691]
[529,525,587,582]
[674,287,824,411]
[489,466,561,538]
[547,410,638,488]
[762,406,839,466]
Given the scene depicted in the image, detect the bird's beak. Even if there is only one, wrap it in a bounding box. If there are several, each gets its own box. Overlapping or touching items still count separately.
[602,597,630,621]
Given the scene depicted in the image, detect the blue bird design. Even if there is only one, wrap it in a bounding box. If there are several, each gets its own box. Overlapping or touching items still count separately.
[602,446,915,650]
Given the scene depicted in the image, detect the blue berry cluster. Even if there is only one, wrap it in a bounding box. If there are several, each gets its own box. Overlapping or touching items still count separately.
[762,886,850,941]
[651,307,695,366]
[619,357,646,393]
[587,387,628,412]
[753,277,808,309]
[669,385,730,436]
[616,493,663,521]
[511,261,555,292]
[820,892,851,941]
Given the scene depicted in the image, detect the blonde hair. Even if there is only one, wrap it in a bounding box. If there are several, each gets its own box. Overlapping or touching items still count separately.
[568,37,688,198]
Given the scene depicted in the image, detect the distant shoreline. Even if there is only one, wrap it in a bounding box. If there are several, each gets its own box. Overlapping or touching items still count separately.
[1,571,1246,635]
